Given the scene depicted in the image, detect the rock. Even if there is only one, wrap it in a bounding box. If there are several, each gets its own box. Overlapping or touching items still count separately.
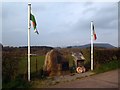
[43,49,69,76]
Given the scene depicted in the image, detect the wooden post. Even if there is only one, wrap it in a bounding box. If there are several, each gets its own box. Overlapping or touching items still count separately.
[36,58,38,73]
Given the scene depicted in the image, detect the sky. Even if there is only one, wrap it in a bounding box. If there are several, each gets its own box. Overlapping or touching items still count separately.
[1,2,118,47]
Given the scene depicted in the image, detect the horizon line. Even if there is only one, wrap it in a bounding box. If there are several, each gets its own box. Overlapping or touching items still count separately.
[1,42,117,48]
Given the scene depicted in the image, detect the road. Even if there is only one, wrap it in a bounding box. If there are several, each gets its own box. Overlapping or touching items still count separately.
[49,69,119,88]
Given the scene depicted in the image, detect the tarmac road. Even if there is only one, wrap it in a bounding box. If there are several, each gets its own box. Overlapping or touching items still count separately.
[49,69,119,88]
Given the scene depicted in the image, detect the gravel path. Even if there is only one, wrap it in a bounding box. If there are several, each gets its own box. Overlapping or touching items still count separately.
[31,71,95,88]
[52,71,95,83]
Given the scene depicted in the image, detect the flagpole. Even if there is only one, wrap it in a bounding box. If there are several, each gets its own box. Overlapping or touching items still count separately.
[28,3,31,81]
[91,21,94,71]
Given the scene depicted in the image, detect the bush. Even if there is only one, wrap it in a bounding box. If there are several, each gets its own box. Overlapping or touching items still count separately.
[2,78,31,88]
[2,53,20,83]
[69,66,76,73]
[94,48,118,68]
[81,48,118,70]
[94,60,119,73]
[81,48,90,70]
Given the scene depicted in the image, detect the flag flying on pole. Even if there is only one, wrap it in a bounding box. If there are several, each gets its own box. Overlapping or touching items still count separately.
[92,24,97,40]
[30,13,39,34]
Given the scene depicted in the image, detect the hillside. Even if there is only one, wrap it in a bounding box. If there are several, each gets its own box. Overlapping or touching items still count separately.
[67,43,116,49]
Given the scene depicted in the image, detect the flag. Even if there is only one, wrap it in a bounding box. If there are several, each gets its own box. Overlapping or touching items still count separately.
[92,24,97,40]
[30,13,39,34]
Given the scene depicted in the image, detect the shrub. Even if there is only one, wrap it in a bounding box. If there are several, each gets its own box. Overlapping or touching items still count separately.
[81,48,118,70]
[2,52,20,83]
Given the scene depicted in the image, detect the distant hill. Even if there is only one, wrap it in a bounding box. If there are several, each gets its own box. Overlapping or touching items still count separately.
[67,43,116,49]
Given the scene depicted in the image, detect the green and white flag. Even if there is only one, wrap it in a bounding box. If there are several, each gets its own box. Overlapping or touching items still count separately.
[30,13,39,34]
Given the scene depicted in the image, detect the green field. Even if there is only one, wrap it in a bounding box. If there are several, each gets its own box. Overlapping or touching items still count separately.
[19,56,45,74]
[18,55,74,75]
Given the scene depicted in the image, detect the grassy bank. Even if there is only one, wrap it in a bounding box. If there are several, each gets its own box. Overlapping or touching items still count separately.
[94,60,119,74]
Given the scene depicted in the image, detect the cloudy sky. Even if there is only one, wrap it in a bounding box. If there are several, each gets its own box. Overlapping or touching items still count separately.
[2,2,118,47]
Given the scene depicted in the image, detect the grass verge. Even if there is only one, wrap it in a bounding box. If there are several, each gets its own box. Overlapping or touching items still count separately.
[94,60,119,74]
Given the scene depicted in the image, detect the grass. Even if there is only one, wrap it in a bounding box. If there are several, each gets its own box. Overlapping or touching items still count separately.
[19,55,74,75]
[94,60,119,74]
[19,56,45,74]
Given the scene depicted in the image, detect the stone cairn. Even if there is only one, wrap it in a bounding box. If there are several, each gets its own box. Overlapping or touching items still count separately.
[43,49,68,76]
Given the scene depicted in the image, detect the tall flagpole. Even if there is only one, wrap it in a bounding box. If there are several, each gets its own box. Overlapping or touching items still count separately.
[91,21,94,71]
[28,3,31,81]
